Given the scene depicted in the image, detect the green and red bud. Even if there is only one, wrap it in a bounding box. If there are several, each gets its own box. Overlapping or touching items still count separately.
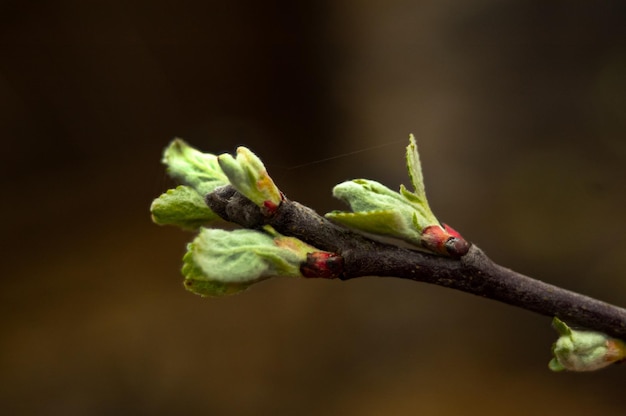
[182,227,334,297]
[217,146,283,213]
[549,317,626,372]
[300,252,344,279]
[262,196,282,216]
[421,223,470,258]
[327,135,471,258]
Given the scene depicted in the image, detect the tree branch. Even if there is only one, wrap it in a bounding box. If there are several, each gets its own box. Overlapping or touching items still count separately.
[207,185,626,340]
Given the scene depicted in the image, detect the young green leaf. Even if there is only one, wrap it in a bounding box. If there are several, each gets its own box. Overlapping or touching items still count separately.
[181,227,333,297]
[162,138,228,195]
[327,179,422,244]
[406,133,427,201]
[150,185,220,230]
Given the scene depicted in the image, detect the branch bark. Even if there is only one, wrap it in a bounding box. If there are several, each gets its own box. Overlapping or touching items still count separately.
[207,185,626,340]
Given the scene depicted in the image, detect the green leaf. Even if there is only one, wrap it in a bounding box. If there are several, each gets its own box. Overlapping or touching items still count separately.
[401,135,439,229]
[182,250,253,296]
[406,133,426,200]
[551,316,572,336]
[327,179,422,244]
[181,228,312,297]
[548,358,565,372]
[162,138,229,195]
[150,185,219,230]
[333,179,407,211]
[326,210,409,238]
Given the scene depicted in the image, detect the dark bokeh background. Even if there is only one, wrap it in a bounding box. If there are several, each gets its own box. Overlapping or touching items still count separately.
[2,1,626,415]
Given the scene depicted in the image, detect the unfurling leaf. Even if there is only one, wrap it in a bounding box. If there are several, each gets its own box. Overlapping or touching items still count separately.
[327,179,422,244]
[182,227,339,297]
[326,134,470,257]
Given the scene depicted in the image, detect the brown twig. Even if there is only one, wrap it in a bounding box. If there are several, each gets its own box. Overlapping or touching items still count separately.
[207,185,626,340]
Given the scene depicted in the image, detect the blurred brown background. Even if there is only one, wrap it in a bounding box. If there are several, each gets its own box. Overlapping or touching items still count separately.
[2,1,626,415]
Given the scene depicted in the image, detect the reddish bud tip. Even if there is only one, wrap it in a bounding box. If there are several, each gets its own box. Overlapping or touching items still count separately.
[300,252,344,279]
[421,224,470,258]
[262,192,284,215]
[262,200,280,215]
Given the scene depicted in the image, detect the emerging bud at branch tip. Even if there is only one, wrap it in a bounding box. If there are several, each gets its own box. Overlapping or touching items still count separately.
[217,146,282,215]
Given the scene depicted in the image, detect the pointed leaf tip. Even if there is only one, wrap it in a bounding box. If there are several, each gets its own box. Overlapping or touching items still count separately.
[406,133,426,200]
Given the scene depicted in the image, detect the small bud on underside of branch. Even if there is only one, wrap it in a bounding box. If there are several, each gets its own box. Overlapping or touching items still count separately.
[549,317,626,372]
